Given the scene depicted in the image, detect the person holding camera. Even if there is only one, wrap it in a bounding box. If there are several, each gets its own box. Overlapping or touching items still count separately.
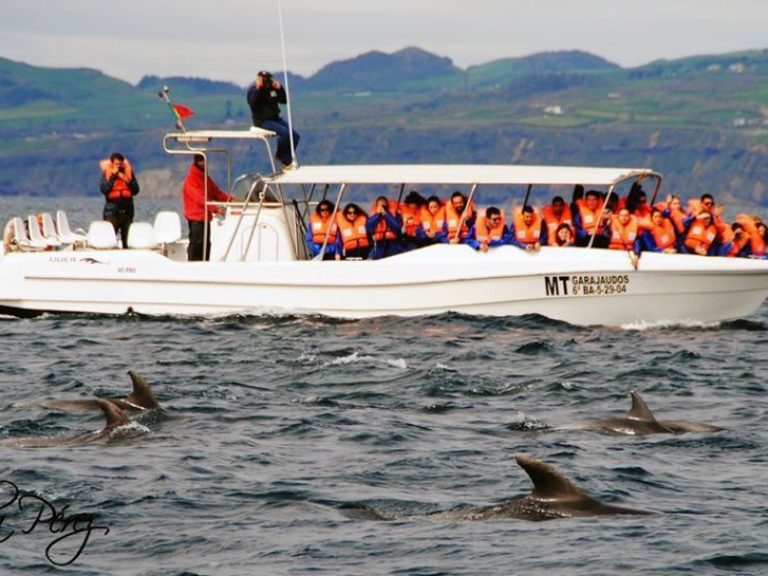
[99,151,140,248]
[246,70,300,170]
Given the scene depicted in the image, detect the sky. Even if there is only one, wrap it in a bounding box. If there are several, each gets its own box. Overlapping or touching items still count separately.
[1,0,767,86]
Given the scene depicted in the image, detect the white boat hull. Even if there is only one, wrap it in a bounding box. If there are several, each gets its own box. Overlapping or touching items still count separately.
[1,244,767,326]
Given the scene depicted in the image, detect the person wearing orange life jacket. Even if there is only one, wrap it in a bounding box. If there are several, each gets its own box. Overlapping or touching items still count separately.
[467,206,510,252]
[682,211,720,256]
[655,194,687,237]
[306,199,341,260]
[574,189,610,248]
[718,222,751,258]
[541,196,573,247]
[640,208,678,254]
[399,190,426,251]
[418,195,447,245]
[608,207,648,253]
[687,193,728,238]
[735,214,767,257]
[509,205,545,251]
[366,196,403,260]
[99,152,140,248]
[441,191,476,244]
[336,203,370,260]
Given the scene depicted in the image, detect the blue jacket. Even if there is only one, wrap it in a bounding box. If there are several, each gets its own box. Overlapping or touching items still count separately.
[366,211,404,259]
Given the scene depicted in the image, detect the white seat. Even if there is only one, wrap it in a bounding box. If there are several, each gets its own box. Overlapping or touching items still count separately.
[127,222,157,249]
[40,212,58,238]
[27,214,61,249]
[153,211,182,244]
[87,221,118,249]
[3,216,44,251]
[56,210,87,246]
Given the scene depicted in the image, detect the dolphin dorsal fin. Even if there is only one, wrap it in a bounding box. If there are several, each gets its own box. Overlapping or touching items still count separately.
[626,390,658,422]
[95,399,130,428]
[125,370,160,409]
[515,453,586,499]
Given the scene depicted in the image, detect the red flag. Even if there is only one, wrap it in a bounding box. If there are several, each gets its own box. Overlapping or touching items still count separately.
[172,104,195,119]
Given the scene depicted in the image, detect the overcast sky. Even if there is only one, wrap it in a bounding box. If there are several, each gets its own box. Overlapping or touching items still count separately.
[2,0,766,86]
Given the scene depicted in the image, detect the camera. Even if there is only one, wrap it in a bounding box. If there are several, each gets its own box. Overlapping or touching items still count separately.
[260,72,273,87]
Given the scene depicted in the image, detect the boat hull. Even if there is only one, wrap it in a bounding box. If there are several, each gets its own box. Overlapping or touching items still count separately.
[1,245,767,326]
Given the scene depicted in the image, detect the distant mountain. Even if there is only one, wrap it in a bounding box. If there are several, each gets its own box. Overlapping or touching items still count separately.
[307,46,461,92]
[137,75,241,95]
[0,56,136,108]
[1,47,768,207]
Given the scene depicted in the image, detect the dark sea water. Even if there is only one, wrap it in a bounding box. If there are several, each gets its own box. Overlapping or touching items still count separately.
[1,198,768,575]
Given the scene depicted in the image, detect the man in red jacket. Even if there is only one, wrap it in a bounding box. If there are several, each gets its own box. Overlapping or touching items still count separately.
[182,154,235,261]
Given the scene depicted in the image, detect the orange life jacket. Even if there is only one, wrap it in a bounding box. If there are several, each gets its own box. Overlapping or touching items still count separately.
[725,233,750,257]
[512,208,542,244]
[736,214,766,256]
[369,200,399,241]
[609,216,639,250]
[656,201,687,235]
[444,200,474,241]
[474,210,507,243]
[576,199,606,235]
[541,204,574,246]
[650,219,676,251]
[336,213,370,251]
[684,220,718,253]
[420,205,446,236]
[309,212,338,245]
[100,158,134,201]
[399,203,422,236]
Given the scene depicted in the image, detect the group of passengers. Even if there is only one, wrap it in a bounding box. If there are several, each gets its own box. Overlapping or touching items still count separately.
[306,185,768,260]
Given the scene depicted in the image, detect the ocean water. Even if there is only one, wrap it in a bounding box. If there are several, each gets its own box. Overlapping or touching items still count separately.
[1,198,767,575]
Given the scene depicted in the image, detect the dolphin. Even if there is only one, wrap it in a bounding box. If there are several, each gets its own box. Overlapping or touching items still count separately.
[3,399,137,448]
[340,453,650,521]
[585,390,724,435]
[38,370,160,412]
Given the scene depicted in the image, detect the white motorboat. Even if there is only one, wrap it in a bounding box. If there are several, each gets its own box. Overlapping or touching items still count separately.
[1,128,767,326]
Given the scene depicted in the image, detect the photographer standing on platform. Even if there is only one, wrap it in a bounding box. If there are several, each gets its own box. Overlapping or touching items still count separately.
[100,152,139,248]
[246,70,300,170]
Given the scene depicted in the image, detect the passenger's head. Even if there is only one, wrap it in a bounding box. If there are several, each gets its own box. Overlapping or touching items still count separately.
[521,205,535,226]
[485,206,502,227]
[617,207,631,225]
[193,153,205,168]
[110,152,125,171]
[551,196,565,216]
[375,196,389,211]
[700,194,715,211]
[450,191,466,213]
[651,207,664,225]
[316,200,334,217]
[572,184,584,203]
[698,211,713,225]
[732,222,745,237]
[404,191,424,207]
[556,223,573,246]
[669,194,681,210]
[427,196,441,215]
[757,222,767,237]
[343,204,360,220]
[585,190,601,210]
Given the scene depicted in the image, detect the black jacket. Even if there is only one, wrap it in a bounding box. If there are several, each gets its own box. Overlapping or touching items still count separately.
[246,83,287,125]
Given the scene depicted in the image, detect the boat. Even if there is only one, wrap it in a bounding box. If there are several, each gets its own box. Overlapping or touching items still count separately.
[1,127,767,326]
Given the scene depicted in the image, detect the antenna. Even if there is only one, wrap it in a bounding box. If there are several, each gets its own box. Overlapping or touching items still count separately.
[278,0,298,167]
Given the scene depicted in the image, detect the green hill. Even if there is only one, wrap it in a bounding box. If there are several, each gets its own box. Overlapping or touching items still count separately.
[0,48,767,210]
